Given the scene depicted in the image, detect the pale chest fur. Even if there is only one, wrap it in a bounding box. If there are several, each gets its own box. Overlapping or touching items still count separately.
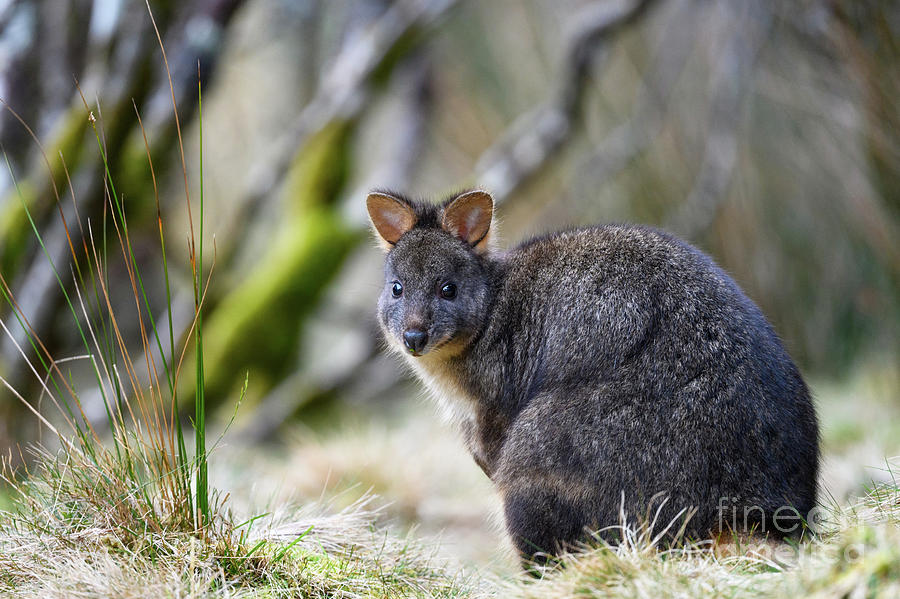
[407,353,474,424]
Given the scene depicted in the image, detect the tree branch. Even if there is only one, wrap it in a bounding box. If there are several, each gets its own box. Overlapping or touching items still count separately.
[239,0,457,222]
[475,0,658,205]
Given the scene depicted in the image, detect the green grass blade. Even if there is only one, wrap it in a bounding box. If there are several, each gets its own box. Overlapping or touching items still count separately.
[194,70,209,528]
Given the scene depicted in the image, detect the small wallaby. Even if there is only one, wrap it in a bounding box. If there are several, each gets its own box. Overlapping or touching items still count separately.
[366,189,819,563]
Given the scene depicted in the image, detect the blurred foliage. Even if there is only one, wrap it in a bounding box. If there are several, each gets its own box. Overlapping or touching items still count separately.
[0,0,897,453]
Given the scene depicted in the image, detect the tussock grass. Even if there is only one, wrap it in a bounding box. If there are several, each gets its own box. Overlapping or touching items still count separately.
[0,482,483,598]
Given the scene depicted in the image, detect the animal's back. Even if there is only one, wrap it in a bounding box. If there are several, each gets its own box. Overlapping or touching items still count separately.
[473,225,818,547]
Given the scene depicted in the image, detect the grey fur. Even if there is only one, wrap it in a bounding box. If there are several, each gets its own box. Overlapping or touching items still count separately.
[368,190,819,563]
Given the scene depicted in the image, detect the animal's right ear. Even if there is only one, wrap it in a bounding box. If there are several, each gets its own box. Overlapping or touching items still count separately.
[442,190,494,251]
[366,192,417,250]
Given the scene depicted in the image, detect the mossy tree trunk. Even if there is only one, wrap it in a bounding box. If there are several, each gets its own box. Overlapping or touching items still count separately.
[181,121,363,407]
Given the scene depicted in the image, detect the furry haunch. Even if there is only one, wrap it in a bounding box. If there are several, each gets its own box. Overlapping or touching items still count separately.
[367,189,819,564]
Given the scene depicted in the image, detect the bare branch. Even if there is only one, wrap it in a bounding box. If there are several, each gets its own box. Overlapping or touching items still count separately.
[576,0,697,190]
[238,0,457,222]
[475,0,658,205]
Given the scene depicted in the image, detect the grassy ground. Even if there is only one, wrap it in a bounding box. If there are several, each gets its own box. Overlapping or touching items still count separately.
[0,507,486,597]
[1,452,898,598]
[3,362,895,598]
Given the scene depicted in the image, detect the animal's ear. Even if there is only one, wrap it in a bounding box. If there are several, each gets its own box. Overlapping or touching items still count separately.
[367,192,417,250]
[441,190,494,251]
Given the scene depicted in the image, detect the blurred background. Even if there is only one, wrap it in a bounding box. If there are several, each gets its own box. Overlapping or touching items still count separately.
[0,0,898,571]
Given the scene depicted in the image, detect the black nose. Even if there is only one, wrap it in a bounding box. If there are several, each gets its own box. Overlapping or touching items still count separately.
[402,329,428,354]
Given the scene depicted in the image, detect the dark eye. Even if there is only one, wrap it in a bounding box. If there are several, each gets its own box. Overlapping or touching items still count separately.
[440,283,457,300]
[391,281,403,298]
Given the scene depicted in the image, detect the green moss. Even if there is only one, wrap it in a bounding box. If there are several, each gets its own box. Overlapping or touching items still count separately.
[284,119,354,216]
[113,129,174,227]
[0,108,89,279]
[45,107,91,189]
[179,120,362,408]
[0,179,38,278]
[197,210,361,404]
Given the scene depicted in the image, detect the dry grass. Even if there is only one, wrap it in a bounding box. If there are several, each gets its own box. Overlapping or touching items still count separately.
[0,416,482,598]
[213,400,509,569]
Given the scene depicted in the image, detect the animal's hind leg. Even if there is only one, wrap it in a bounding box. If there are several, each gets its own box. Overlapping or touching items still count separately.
[502,481,592,568]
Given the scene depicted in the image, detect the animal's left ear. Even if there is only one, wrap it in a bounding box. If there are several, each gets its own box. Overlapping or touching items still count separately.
[367,191,417,251]
[441,190,494,251]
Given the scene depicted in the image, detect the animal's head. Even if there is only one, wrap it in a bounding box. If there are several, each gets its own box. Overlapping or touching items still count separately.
[367,190,495,359]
